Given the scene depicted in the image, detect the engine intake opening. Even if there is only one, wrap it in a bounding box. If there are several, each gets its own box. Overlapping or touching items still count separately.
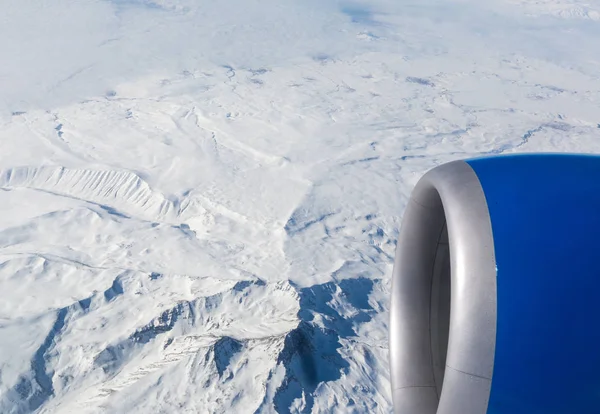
[390,160,496,414]
[431,221,451,398]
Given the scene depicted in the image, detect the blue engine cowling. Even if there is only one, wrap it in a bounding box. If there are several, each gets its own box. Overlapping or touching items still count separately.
[390,153,600,414]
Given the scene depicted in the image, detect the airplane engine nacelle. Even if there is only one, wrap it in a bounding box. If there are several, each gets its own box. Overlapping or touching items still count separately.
[390,153,600,414]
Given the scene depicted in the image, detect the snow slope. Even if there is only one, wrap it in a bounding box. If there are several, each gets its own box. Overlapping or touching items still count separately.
[0,0,599,413]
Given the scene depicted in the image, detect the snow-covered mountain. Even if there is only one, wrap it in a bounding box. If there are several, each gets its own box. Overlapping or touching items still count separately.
[1,0,599,412]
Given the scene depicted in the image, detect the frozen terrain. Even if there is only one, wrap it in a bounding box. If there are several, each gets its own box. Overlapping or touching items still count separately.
[0,0,599,413]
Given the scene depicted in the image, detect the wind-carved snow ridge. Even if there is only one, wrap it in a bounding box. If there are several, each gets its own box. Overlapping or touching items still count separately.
[0,166,174,221]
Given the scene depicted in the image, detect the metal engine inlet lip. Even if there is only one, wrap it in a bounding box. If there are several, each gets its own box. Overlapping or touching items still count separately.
[389,160,497,414]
